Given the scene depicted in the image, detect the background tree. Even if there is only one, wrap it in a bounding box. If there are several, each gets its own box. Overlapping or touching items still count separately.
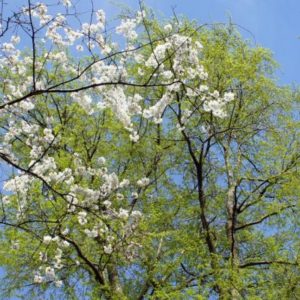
[0,1,299,299]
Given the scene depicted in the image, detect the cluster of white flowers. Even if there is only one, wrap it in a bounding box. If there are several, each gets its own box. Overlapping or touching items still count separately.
[43,235,53,244]
[140,34,234,126]
[78,211,88,225]
[145,43,171,68]
[143,93,171,124]
[84,227,98,238]
[203,91,235,118]
[42,235,70,248]
[34,234,71,286]
[25,150,145,284]
[164,24,173,32]
[137,177,150,187]
[118,208,129,219]
[34,266,62,287]
[104,244,113,254]
[72,93,94,114]
[116,18,138,40]
[96,86,142,142]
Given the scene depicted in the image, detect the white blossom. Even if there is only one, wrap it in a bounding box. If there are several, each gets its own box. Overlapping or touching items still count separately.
[131,192,138,199]
[43,235,52,244]
[103,200,112,208]
[131,210,142,219]
[119,179,130,188]
[97,156,106,165]
[118,208,129,219]
[84,228,98,238]
[129,131,139,142]
[224,92,235,102]
[45,267,56,280]
[116,18,137,40]
[137,177,150,187]
[104,244,113,254]
[78,211,87,225]
[11,35,21,45]
[60,240,70,248]
[55,280,63,287]
[34,274,44,284]
[164,24,172,32]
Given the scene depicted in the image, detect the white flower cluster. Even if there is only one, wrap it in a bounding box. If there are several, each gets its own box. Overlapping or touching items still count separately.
[23,151,145,285]
[33,235,71,286]
[116,11,145,41]
[143,93,171,124]
[141,34,234,125]
[203,91,235,118]
[137,177,150,187]
[145,43,171,68]
[116,19,138,40]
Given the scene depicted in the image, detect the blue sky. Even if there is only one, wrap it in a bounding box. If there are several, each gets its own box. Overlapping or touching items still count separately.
[99,0,300,85]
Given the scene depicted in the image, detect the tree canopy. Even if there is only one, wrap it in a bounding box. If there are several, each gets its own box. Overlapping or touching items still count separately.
[0,1,299,299]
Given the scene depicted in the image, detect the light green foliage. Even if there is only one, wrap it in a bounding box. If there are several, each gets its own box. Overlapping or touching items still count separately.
[0,12,299,300]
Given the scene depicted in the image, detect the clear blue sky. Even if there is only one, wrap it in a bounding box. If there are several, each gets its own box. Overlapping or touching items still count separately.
[100,0,300,85]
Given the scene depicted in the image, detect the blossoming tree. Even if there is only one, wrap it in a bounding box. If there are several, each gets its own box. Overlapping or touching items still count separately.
[0,0,299,299]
